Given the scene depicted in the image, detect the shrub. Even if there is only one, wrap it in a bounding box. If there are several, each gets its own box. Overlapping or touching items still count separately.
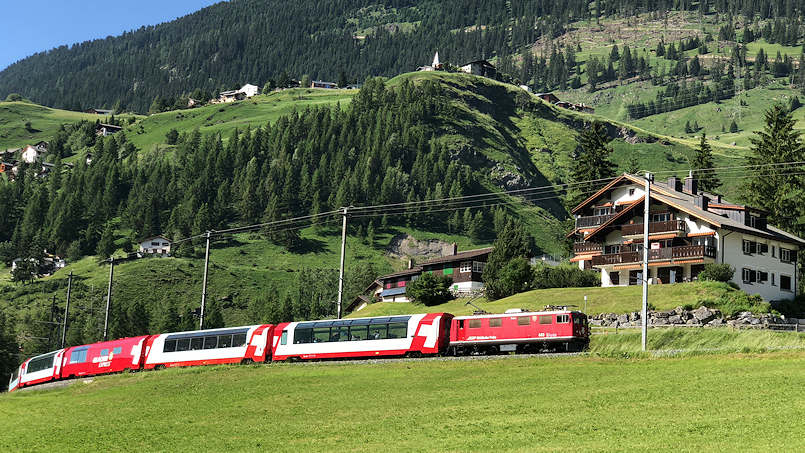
[531,263,600,289]
[698,263,734,282]
[165,128,179,145]
[406,272,453,306]
[486,257,533,300]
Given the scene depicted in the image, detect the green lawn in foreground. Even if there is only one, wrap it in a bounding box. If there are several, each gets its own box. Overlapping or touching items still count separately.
[2,349,804,451]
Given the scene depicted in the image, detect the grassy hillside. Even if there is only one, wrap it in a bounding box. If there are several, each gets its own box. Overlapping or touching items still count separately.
[0,101,104,150]
[125,88,355,152]
[350,281,746,318]
[2,348,805,451]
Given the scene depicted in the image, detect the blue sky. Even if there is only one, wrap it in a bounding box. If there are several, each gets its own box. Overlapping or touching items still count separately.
[0,0,222,71]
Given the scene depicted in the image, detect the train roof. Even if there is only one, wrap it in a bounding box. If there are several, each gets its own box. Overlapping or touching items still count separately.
[453,310,585,320]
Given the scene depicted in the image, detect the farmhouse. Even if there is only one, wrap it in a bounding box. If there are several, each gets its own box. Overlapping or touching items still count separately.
[138,236,172,257]
[21,145,42,164]
[239,84,260,97]
[459,60,497,78]
[311,80,338,89]
[377,246,494,302]
[569,173,805,300]
[96,123,123,136]
[85,108,114,115]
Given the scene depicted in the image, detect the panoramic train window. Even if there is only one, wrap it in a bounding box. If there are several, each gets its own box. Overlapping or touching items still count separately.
[539,316,553,325]
[69,349,88,364]
[164,339,177,352]
[557,315,570,323]
[518,317,531,326]
[27,353,56,374]
[232,333,247,348]
[388,323,407,339]
[190,338,203,350]
[489,318,502,327]
[292,316,412,344]
[217,335,232,348]
[280,331,288,345]
[177,339,191,352]
[204,336,217,349]
[11,368,18,382]
[468,319,482,328]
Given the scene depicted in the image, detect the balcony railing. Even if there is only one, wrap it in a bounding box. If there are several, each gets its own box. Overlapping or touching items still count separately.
[591,245,716,266]
[575,214,614,229]
[621,220,686,236]
[573,242,603,254]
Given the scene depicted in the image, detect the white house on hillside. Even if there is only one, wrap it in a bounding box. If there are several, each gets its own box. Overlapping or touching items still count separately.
[570,173,805,301]
[239,84,260,97]
[21,145,42,164]
[139,236,172,257]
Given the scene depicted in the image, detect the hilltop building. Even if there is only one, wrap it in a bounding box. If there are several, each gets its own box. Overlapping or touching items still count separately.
[459,60,496,78]
[138,236,172,257]
[377,246,493,303]
[569,173,804,300]
[417,51,443,72]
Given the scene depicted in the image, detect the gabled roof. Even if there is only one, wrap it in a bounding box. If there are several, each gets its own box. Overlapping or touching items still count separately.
[420,247,494,266]
[573,173,805,246]
[379,267,422,280]
[140,235,171,243]
[461,59,495,68]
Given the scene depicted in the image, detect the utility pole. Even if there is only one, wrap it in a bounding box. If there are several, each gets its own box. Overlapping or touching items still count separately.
[61,271,73,348]
[200,230,212,330]
[337,207,349,319]
[641,172,653,352]
[103,256,114,341]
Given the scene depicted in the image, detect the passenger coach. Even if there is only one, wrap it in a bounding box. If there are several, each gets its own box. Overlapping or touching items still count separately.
[143,324,273,369]
[11,349,66,391]
[271,313,452,361]
[448,308,589,354]
[61,336,150,378]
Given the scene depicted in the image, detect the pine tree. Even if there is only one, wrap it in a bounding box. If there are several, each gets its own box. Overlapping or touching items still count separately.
[743,104,805,236]
[568,121,616,207]
[96,222,116,258]
[690,133,721,192]
[729,119,739,133]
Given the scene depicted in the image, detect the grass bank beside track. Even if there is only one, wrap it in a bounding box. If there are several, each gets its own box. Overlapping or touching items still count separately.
[3,329,805,451]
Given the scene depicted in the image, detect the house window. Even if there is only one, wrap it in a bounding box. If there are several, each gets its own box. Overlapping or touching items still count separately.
[749,215,759,228]
[743,240,757,255]
[604,245,621,255]
[742,268,756,284]
[780,248,795,263]
[151,241,160,246]
[472,261,486,273]
[651,212,671,222]
[460,261,472,273]
[629,188,636,196]
[758,243,768,255]
[772,246,776,258]
[771,273,776,286]
[594,207,611,216]
[781,275,792,291]
[757,271,768,284]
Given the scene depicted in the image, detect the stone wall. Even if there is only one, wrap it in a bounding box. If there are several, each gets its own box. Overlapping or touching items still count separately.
[589,306,791,328]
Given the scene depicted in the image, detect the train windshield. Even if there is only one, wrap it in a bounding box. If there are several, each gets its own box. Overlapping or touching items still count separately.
[26,352,57,374]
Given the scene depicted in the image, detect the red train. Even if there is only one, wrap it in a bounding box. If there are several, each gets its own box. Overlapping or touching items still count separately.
[8,307,588,392]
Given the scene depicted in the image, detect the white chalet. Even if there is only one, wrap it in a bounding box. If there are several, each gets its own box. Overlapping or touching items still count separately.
[139,236,172,257]
[21,145,42,164]
[570,173,804,301]
[239,84,260,97]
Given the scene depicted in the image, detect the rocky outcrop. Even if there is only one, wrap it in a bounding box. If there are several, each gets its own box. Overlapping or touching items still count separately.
[386,234,453,260]
[489,163,531,190]
[588,306,791,328]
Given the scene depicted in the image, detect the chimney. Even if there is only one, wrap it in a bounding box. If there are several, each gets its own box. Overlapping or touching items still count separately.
[667,176,681,192]
[683,170,698,195]
[452,243,458,255]
[694,194,709,211]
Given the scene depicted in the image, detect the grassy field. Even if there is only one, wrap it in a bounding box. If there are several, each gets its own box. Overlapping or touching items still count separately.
[0,101,104,150]
[124,88,355,152]
[351,281,742,318]
[2,346,805,451]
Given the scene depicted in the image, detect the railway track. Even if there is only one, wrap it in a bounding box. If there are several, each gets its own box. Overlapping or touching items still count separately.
[14,352,584,393]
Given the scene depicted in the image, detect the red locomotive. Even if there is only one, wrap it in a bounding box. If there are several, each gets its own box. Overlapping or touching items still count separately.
[448,307,589,355]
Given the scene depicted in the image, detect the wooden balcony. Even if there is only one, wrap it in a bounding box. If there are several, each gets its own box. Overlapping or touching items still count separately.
[575,214,614,229]
[573,242,603,254]
[621,220,686,237]
[591,245,716,266]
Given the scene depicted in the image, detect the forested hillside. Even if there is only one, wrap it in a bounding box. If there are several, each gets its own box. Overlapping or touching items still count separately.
[1,0,800,113]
